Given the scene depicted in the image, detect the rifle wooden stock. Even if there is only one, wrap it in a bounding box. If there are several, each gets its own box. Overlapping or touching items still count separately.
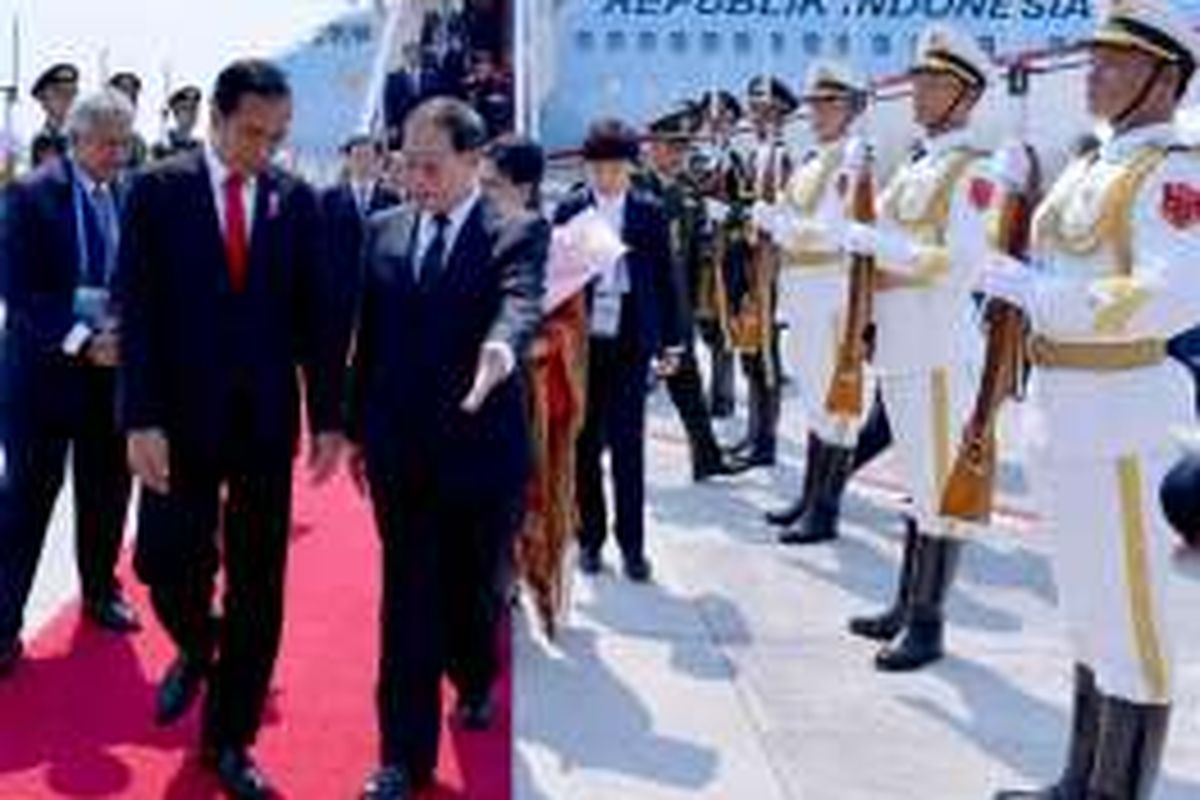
[940,171,1034,523]
[824,153,876,419]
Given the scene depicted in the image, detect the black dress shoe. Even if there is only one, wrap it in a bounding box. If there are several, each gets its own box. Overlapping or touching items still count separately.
[693,453,751,482]
[455,695,495,731]
[156,656,207,726]
[623,557,653,583]
[0,639,23,679]
[579,549,603,576]
[207,746,275,800]
[85,592,142,633]
[361,765,411,800]
[728,449,776,471]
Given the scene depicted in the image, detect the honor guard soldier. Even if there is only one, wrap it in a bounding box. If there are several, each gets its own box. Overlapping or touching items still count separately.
[984,2,1200,796]
[842,24,993,671]
[759,61,891,545]
[723,74,798,470]
[692,89,745,420]
[642,102,743,481]
[29,62,79,168]
[108,71,149,169]
[151,86,203,161]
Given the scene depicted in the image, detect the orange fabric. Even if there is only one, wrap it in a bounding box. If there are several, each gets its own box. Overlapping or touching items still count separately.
[517,293,588,638]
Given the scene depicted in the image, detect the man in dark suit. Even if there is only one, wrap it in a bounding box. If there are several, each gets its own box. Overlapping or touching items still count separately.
[116,60,345,799]
[348,97,545,800]
[556,118,685,583]
[321,134,401,333]
[1,89,142,680]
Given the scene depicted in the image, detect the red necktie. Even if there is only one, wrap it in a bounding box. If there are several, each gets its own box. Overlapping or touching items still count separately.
[224,173,249,293]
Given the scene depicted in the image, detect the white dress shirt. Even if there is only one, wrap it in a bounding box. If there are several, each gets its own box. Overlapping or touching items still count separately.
[205,143,257,238]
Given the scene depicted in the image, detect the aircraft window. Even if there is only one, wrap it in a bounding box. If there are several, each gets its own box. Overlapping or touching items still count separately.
[872,34,890,56]
[669,30,688,53]
[1049,35,1067,50]
[835,33,851,56]
[770,31,786,54]
[701,31,721,54]
[606,30,627,52]
[978,35,996,55]
[734,31,752,55]
[803,32,821,56]
[639,31,657,52]
[575,30,596,52]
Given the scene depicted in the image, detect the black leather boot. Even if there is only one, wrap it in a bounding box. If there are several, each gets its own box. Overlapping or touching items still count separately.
[779,444,853,545]
[852,390,894,473]
[1086,696,1170,800]
[766,433,822,527]
[709,347,735,419]
[993,664,1100,799]
[875,534,961,672]
[849,518,921,641]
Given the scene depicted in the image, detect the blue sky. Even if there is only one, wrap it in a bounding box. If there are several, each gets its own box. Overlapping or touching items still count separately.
[0,0,359,145]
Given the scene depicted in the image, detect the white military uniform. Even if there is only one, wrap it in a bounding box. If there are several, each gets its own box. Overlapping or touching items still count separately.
[771,137,860,445]
[872,126,990,538]
[1020,123,1200,703]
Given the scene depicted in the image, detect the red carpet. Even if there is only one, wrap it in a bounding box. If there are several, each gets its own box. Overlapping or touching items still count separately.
[0,467,512,799]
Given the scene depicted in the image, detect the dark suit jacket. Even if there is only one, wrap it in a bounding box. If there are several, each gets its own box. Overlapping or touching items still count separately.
[321,182,402,335]
[114,150,345,465]
[552,187,684,359]
[3,159,119,428]
[349,195,547,499]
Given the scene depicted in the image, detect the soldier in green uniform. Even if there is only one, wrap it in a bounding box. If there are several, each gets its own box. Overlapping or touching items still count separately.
[692,89,748,422]
[107,71,149,169]
[640,103,744,481]
[151,86,203,161]
[29,63,78,168]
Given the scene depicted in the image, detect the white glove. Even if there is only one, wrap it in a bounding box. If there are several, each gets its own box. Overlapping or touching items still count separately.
[980,252,1035,310]
[991,140,1035,192]
[750,200,776,233]
[841,222,917,266]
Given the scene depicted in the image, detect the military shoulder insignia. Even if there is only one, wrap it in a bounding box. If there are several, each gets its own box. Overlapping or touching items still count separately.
[969,177,995,211]
[1161,182,1200,229]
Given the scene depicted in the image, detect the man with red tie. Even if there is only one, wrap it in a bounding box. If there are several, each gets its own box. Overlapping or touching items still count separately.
[115,60,346,799]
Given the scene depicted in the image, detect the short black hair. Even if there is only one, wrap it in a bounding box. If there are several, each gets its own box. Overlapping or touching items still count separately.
[212,59,291,117]
[487,134,545,187]
[405,96,488,153]
[582,118,640,162]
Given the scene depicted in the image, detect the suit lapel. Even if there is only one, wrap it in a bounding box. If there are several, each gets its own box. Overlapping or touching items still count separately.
[190,153,233,292]
[247,171,275,289]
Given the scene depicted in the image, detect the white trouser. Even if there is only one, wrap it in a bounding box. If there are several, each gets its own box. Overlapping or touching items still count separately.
[778,269,865,446]
[878,363,978,539]
[1034,450,1177,704]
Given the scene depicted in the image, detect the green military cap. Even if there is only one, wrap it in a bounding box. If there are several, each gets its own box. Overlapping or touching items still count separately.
[747,75,799,115]
[648,102,701,139]
[698,89,743,122]
[109,71,143,98]
[167,85,202,110]
[31,62,79,98]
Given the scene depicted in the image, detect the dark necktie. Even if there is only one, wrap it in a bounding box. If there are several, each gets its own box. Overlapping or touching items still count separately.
[418,213,450,288]
[81,196,108,286]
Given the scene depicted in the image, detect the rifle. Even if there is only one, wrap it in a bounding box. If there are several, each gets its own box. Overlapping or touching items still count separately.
[939,142,1039,522]
[824,140,876,418]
